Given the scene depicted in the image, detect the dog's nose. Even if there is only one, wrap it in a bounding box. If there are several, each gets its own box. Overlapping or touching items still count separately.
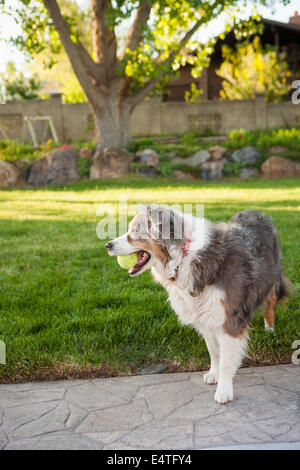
[106,242,113,250]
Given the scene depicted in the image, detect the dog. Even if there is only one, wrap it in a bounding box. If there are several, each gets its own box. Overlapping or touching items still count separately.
[106,204,290,404]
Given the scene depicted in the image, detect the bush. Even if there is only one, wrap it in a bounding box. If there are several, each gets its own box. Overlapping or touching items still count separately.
[77,157,92,178]
[227,128,300,153]
[0,140,42,161]
[223,161,244,176]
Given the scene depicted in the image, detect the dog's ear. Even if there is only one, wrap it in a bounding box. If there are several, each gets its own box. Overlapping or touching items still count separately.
[146,205,184,241]
[137,203,147,213]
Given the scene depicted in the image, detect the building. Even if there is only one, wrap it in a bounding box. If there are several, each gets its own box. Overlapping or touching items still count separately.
[164,12,300,101]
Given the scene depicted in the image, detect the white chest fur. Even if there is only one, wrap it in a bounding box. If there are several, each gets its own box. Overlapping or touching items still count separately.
[152,266,226,336]
[167,284,226,335]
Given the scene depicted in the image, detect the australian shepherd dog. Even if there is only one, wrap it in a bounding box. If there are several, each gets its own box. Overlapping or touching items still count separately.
[106,205,290,404]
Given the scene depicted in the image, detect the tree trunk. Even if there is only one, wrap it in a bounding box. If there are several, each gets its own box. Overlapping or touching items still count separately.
[91,93,132,149]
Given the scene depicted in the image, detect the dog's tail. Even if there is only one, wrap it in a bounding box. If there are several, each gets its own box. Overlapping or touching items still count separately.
[277,275,293,301]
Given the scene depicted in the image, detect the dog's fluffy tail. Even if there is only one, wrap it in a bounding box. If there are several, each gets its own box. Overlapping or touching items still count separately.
[277,275,293,301]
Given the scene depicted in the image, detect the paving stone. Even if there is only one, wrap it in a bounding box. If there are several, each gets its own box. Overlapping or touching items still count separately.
[121,423,194,449]
[5,432,102,450]
[0,365,299,450]
[4,400,86,439]
[0,387,65,408]
[66,381,132,410]
[0,427,8,449]
[75,398,153,433]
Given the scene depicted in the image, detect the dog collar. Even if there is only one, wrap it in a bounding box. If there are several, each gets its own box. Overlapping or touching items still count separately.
[169,235,192,282]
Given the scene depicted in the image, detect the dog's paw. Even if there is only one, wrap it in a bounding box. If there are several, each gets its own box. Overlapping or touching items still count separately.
[203,370,218,385]
[214,384,233,404]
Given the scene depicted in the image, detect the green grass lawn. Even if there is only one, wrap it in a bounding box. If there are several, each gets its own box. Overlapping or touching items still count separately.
[0,176,299,383]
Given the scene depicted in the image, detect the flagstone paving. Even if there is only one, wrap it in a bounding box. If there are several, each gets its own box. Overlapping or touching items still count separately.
[0,364,299,450]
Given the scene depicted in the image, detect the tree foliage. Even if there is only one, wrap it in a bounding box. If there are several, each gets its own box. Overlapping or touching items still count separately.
[217,36,291,102]
[0,61,43,102]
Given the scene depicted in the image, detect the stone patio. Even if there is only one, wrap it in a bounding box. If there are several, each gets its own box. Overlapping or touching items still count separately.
[0,364,299,450]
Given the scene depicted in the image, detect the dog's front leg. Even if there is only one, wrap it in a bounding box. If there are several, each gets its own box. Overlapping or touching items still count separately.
[203,333,219,385]
[214,332,247,404]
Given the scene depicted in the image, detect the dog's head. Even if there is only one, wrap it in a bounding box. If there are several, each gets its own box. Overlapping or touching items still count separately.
[106,204,188,279]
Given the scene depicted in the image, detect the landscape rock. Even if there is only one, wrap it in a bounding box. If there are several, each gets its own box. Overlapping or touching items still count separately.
[13,158,32,180]
[79,148,93,160]
[240,168,260,179]
[0,160,22,187]
[267,146,288,155]
[172,170,194,180]
[135,149,159,167]
[208,145,227,161]
[90,147,131,179]
[173,150,210,168]
[231,146,261,165]
[138,364,168,375]
[138,167,159,178]
[201,159,225,181]
[27,148,80,186]
[261,156,300,178]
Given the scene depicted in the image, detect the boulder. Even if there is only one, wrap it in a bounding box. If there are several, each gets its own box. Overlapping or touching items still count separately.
[0,161,21,187]
[173,150,210,168]
[138,167,159,177]
[261,156,300,179]
[90,147,131,179]
[209,145,227,161]
[231,146,261,165]
[201,159,226,181]
[79,148,93,160]
[135,149,159,167]
[27,148,80,186]
[172,170,194,180]
[267,146,288,155]
[240,168,260,179]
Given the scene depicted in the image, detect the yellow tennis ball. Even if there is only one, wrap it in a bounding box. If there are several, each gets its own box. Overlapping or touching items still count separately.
[117,253,138,270]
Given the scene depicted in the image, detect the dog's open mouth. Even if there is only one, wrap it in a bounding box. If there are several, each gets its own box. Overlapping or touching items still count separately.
[129,250,151,275]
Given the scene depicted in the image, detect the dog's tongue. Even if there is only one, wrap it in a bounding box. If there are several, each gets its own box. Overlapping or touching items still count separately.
[128,251,148,274]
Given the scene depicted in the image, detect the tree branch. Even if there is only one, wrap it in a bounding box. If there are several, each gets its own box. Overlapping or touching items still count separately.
[128,18,203,108]
[43,0,101,103]
[120,0,152,60]
[128,0,221,109]
[92,0,117,79]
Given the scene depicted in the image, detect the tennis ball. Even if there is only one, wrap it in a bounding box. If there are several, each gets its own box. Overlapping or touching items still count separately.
[117,253,138,270]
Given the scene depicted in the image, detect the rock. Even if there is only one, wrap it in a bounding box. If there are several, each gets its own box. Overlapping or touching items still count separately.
[231,146,261,165]
[201,159,225,181]
[172,170,195,180]
[138,167,159,177]
[209,145,227,161]
[27,148,80,186]
[267,146,288,155]
[0,161,21,187]
[138,364,168,375]
[189,150,211,167]
[13,158,32,180]
[135,149,159,167]
[14,158,32,171]
[90,147,131,179]
[79,148,93,160]
[240,168,260,179]
[173,150,210,168]
[261,156,300,179]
